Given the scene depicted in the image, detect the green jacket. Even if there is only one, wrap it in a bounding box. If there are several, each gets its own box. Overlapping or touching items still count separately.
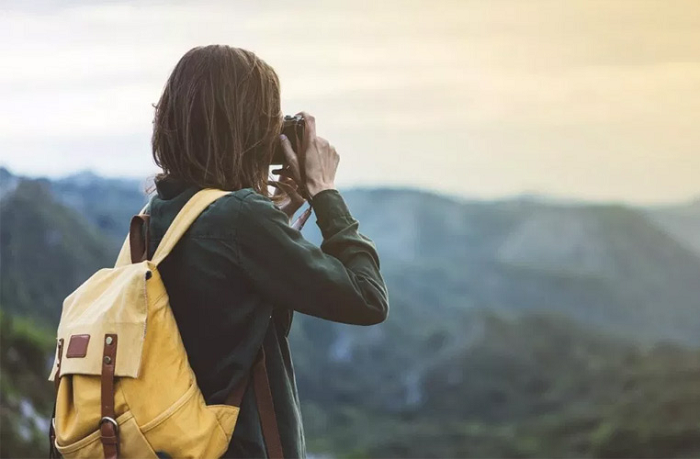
[146,178,389,458]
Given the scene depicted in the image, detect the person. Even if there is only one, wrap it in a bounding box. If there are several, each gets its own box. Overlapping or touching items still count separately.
[146,45,389,458]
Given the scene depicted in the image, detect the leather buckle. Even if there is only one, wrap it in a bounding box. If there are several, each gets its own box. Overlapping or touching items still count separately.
[100,416,119,433]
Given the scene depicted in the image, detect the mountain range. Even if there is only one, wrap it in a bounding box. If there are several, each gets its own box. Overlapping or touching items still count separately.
[1,167,699,458]
[9,168,699,344]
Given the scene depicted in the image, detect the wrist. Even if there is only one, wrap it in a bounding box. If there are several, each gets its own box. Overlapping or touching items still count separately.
[306,182,336,199]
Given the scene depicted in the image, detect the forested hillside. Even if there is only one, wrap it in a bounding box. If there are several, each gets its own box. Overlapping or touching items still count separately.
[298,313,700,458]
[0,180,115,323]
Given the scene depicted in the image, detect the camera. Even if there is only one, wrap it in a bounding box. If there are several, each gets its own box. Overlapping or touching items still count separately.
[271,115,305,165]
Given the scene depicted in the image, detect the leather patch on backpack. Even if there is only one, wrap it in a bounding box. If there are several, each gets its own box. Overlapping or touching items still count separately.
[66,334,91,358]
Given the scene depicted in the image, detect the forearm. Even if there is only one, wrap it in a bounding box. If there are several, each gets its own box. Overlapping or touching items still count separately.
[309,190,388,323]
[237,189,389,325]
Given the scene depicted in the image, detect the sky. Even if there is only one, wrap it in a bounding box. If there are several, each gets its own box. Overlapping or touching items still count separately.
[1,0,699,203]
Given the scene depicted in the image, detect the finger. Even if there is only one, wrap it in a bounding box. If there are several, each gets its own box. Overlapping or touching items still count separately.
[275,177,303,195]
[272,169,294,181]
[296,111,316,145]
[271,180,305,204]
[273,172,295,183]
[269,178,285,197]
[270,179,294,194]
[279,135,302,181]
[280,174,299,187]
[278,178,299,193]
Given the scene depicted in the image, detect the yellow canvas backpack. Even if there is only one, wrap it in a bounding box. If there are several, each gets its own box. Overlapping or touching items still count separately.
[48,189,283,459]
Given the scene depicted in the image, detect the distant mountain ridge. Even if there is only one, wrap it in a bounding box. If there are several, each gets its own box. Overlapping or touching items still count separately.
[1,167,699,344]
[648,199,700,256]
[320,188,700,344]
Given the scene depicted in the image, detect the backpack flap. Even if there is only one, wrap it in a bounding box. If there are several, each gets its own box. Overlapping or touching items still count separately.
[49,263,151,381]
[51,188,232,382]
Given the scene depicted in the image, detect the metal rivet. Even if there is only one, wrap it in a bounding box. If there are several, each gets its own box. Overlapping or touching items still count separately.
[104,356,112,364]
[105,336,113,345]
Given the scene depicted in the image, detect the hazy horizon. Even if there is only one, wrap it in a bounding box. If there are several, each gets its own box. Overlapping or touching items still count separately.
[2,0,699,204]
[4,164,698,208]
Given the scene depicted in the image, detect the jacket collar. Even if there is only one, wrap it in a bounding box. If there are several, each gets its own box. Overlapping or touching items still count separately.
[155,177,200,200]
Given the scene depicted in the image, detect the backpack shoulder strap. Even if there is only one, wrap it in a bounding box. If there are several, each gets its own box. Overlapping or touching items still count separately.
[115,189,230,267]
[115,202,150,267]
[225,348,284,458]
[150,188,231,266]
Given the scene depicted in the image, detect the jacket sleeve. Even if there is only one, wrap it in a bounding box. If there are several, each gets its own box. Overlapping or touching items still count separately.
[232,189,389,325]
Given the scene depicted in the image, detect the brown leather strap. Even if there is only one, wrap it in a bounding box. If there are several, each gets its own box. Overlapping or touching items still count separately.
[291,206,312,231]
[224,349,284,458]
[253,349,284,459]
[224,373,250,407]
[54,338,64,392]
[100,334,119,459]
[129,215,150,263]
[49,339,64,458]
[49,416,59,459]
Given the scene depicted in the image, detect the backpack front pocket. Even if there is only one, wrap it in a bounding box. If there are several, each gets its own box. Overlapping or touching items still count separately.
[139,379,238,459]
[55,411,158,459]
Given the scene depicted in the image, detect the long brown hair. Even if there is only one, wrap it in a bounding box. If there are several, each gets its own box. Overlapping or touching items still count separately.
[152,45,282,197]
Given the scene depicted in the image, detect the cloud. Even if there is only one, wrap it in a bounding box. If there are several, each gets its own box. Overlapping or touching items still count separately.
[1,0,699,203]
